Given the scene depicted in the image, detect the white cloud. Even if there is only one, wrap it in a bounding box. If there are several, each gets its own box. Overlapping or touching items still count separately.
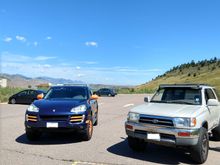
[85,41,98,47]
[16,35,26,42]
[34,56,56,61]
[33,41,38,47]
[82,61,98,65]
[77,74,85,77]
[1,52,162,85]
[3,37,12,42]
[46,36,52,40]
[76,66,81,70]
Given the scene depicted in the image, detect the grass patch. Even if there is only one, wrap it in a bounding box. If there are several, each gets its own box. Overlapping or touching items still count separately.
[0,87,25,103]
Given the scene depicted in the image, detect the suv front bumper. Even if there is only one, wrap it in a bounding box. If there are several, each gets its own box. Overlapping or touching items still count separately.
[125,121,200,146]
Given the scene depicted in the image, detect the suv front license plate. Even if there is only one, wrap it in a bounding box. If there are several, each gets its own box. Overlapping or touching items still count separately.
[46,122,58,128]
[147,133,160,140]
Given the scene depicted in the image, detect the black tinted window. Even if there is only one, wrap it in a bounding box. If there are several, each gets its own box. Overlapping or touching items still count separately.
[45,87,88,100]
[205,89,216,103]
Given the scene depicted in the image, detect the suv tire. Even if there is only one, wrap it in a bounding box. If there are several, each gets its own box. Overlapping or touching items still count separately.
[190,127,209,164]
[128,136,146,152]
[212,120,220,141]
[81,119,93,141]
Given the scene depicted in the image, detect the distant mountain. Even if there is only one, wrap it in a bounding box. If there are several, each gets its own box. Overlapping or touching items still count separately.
[136,57,220,93]
[0,73,83,88]
[36,76,83,85]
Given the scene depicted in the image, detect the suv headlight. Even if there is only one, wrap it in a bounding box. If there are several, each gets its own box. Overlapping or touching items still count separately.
[173,117,196,128]
[71,105,86,113]
[27,104,39,112]
[127,112,140,123]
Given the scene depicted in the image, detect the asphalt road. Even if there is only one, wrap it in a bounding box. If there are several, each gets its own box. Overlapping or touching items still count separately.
[0,94,220,165]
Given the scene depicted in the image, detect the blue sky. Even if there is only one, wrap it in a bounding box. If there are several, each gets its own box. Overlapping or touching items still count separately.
[1,0,220,85]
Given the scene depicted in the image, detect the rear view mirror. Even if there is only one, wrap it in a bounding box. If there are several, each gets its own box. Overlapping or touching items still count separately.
[207,99,219,106]
[37,93,44,100]
[90,95,99,100]
[144,96,150,102]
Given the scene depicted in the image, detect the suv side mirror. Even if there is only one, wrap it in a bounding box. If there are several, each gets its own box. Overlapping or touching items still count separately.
[207,99,219,106]
[37,93,44,100]
[144,96,150,102]
[90,95,99,100]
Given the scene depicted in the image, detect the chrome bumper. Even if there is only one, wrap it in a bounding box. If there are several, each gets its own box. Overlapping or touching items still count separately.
[125,121,200,146]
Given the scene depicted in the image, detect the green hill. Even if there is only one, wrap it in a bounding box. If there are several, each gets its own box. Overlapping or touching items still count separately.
[135,58,220,95]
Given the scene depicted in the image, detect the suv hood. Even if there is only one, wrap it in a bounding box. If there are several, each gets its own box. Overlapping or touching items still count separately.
[130,103,203,118]
[32,99,86,115]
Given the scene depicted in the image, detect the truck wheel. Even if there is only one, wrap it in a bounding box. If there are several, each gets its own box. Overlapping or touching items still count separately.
[212,121,220,141]
[128,136,146,152]
[81,119,93,141]
[190,127,209,164]
[26,128,41,141]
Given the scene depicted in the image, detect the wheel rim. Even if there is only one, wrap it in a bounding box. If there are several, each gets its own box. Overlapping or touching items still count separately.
[202,133,208,159]
[11,99,16,104]
[88,120,93,136]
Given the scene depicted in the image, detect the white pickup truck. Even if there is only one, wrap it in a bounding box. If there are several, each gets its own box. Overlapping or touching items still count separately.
[125,84,220,164]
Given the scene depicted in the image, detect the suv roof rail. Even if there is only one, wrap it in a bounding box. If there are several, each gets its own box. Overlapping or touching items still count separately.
[159,83,211,88]
[53,83,88,87]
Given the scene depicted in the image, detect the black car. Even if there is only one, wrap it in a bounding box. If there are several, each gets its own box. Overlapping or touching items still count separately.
[9,89,45,104]
[94,88,117,97]
[25,85,98,141]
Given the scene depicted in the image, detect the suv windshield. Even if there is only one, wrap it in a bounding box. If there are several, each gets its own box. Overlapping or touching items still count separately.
[151,87,202,105]
[44,87,88,100]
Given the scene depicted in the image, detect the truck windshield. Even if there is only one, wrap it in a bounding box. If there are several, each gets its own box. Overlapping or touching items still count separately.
[151,87,202,105]
[44,87,88,100]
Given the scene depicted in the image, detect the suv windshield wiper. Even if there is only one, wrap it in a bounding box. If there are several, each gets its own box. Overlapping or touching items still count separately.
[166,100,195,105]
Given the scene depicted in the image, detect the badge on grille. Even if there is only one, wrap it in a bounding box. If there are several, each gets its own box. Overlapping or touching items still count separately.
[152,119,159,124]
[52,109,56,112]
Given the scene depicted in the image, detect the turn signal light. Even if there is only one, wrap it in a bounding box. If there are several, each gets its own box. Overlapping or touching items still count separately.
[178,132,190,137]
[126,124,133,130]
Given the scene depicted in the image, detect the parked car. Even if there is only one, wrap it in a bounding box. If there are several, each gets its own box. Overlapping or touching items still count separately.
[25,84,98,141]
[125,84,220,164]
[8,89,45,104]
[94,88,117,97]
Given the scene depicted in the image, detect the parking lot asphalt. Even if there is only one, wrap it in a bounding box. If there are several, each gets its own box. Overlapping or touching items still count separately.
[0,94,220,165]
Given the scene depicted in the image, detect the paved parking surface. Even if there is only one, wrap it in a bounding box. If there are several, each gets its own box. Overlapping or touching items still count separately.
[0,94,220,165]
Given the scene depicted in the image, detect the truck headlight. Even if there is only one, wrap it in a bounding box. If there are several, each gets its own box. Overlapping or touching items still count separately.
[27,104,39,112]
[71,105,86,113]
[173,117,196,128]
[127,112,140,123]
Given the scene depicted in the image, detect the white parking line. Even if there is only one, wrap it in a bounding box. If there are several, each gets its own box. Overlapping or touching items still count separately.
[123,103,134,108]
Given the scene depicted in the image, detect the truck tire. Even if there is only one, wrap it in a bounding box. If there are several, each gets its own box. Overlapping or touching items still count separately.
[81,119,93,141]
[128,136,146,152]
[212,120,220,141]
[26,128,41,141]
[190,127,209,164]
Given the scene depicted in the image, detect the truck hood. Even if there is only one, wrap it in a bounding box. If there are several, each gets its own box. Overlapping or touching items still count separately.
[130,103,203,118]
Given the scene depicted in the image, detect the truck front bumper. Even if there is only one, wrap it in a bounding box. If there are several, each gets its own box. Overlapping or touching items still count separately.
[125,122,200,146]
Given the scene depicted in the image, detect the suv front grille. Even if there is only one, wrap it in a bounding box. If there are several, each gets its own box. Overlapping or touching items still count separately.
[40,115,68,121]
[139,116,174,126]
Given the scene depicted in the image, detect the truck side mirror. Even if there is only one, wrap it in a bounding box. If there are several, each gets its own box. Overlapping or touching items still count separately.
[207,99,219,106]
[144,96,150,102]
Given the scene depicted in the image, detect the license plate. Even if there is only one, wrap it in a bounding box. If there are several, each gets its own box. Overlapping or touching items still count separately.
[46,122,58,128]
[147,133,160,140]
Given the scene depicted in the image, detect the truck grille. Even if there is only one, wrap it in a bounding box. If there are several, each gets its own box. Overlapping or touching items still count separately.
[40,115,68,121]
[139,116,174,126]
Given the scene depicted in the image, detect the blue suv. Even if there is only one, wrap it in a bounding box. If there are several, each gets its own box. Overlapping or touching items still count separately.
[25,85,98,141]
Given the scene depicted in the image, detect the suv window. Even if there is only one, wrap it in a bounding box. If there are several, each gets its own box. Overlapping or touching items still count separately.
[205,88,216,103]
[151,87,202,105]
[45,87,88,100]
